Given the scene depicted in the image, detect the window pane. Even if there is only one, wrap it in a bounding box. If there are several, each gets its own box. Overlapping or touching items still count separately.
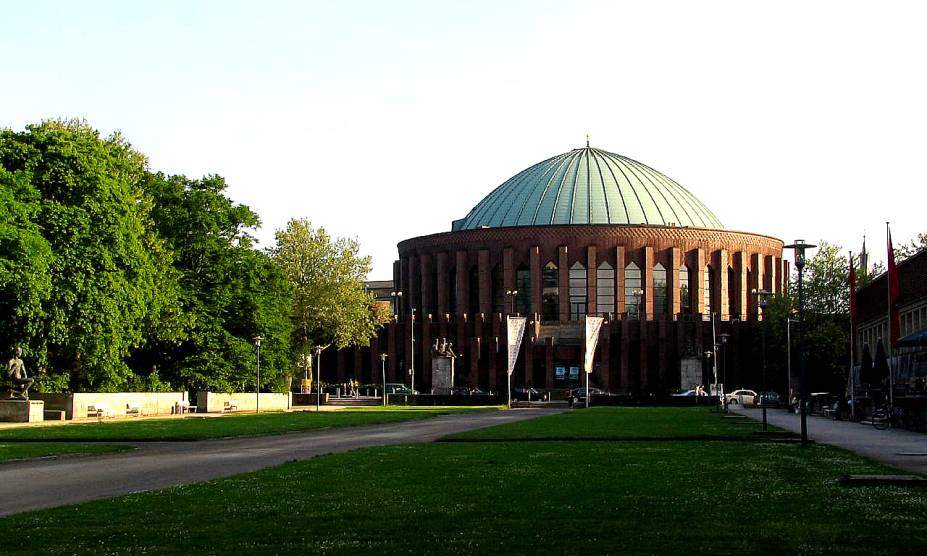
[653,263,667,318]
[597,264,614,317]
[625,262,641,319]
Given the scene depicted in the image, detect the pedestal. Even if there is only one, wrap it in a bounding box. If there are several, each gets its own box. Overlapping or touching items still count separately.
[0,399,45,422]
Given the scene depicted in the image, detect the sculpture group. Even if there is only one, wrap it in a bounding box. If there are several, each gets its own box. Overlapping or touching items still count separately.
[6,347,33,400]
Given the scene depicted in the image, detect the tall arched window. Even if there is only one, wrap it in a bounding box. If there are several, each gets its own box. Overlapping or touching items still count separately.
[704,265,713,320]
[542,261,559,321]
[625,262,642,319]
[597,262,615,317]
[569,262,587,320]
[679,265,691,315]
[515,264,531,316]
[653,263,667,318]
[469,265,480,315]
[491,265,504,314]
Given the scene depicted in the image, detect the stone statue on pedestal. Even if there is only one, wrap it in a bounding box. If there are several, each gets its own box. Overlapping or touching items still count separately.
[7,347,34,400]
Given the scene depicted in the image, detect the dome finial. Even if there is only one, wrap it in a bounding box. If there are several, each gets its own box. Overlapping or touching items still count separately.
[586,134,590,148]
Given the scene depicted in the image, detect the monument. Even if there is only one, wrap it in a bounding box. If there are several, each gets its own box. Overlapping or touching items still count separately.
[430,339,456,395]
[2,347,43,422]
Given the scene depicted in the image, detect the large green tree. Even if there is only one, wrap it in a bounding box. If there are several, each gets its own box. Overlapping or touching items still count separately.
[272,219,380,356]
[0,120,179,391]
[138,173,294,392]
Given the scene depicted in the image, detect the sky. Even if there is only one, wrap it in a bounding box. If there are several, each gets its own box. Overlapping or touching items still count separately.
[2,0,925,278]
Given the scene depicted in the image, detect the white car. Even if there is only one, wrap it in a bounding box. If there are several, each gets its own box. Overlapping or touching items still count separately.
[726,389,758,405]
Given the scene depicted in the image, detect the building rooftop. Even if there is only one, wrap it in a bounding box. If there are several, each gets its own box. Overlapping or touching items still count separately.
[452,146,723,231]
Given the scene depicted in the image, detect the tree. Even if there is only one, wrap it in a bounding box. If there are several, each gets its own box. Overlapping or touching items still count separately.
[803,241,849,315]
[137,173,294,392]
[895,231,927,262]
[0,120,180,391]
[272,219,380,355]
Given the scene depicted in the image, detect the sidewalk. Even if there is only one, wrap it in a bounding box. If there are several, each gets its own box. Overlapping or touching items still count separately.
[735,407,927,475]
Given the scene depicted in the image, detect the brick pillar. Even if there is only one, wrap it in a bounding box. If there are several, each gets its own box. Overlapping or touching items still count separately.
[478,249,491,316]
[750,253,764,319]
[399,257,409,317]
[436,251,449,316]
[658,319,668,386]
[558,246,569,322]
[620,319,630,390]
[642,246,654,320]
[489,336,498,391]
[639,320,648,390]
[530,246,541,318]
[669,247,681,318]
[387,321,397,382]
[503,248,515,315]
[524,336,534,387]
[544,337,554,389]
[586,246,598,316]
[781,259,790,295]
[421,314,432,391]
[456,250,468,316]
[469,337,480,388]
[599,325,610,390]
[616,246,626,316]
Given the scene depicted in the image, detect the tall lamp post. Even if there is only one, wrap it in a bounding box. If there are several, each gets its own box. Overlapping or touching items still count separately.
[410,308,416,393]
[752,289,771,431]
[253,336,263,414]
[314,346,323,413]
[633,288,644,320]
[506,290,519,316]
[785,239,816,447]
[719,333,731,413]
[704,350,716,406]
[390,291,403,319]
[380,353,388,406]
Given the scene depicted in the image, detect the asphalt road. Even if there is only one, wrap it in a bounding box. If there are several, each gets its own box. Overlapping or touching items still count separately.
[0,409,556,517]
[735,406,927,474]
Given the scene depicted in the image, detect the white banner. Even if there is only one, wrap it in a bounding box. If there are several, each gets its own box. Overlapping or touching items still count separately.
[506,316,527,376]
[583,316,605,374]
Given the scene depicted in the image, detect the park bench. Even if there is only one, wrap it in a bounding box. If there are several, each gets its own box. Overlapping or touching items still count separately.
[87,404,110,418]
[126,402,143,416]
[174,400,197,414]
[223,401,238,412]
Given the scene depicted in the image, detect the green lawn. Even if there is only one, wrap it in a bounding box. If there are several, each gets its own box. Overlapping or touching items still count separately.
[0,407,489,442]
[0,443,131,462]
[1,407,924,554]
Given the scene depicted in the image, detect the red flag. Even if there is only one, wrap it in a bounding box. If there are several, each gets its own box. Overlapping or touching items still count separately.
[887,226,901,348]
[849,253,857,352]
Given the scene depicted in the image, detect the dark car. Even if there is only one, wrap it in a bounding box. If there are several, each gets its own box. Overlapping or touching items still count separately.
[753,391,781,407]
[512,387,543,401]
[570,386,609,400]
[385,383,418,395]
[451,386,490,396]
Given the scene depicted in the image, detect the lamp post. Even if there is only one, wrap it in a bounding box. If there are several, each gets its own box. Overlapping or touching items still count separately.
[410,307,416,393]
[785,239,816,447]
[314,346,323,413]
[390,290,403,319]
[253,336,263,414]
[752,288,771,431]
[380,353,388,406]
[719,333,731,413]
[506,290,519,316]
[633,288,644,320]
[704,350,716,404]
[786,317,798,407]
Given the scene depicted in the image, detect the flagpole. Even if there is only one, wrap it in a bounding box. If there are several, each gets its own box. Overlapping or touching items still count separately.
[886,222,895,418]
[849,252,855,421]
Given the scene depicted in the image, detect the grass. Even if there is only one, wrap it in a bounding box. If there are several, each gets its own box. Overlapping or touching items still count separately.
[0,443,131,462]
[0,406,492,442]
[0,407,924,554]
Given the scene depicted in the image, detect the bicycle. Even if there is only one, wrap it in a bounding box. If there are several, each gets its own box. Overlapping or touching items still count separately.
[871,405,890,430]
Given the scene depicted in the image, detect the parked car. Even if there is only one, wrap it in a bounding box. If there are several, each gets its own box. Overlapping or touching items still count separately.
[512,387,543,401]
[671,389,697,397]
[385,383,418,395]
[753,391,781,407]
[570,386,610,400]
[726,389,758,405]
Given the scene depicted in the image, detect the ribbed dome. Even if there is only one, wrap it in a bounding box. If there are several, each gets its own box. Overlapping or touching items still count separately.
[452,147,723,231]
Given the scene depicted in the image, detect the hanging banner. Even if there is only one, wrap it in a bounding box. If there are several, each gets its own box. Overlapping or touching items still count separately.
[506,316,527,376]
[583,316,605,374]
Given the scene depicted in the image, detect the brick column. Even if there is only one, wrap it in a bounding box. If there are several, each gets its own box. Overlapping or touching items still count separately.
[420,253,433,317]
[599,327,610,390]
[669,247,681,318]
[559,246,569,322]
[639,320,648,390]
[408,256,420,314]
[503,248,515,315]
[456,250,468,316]
[478,249,491,316]
[620,319,630,390]
[715,249,729,321]
[399,257,409,317]
[387,321,397,382]
[734,251,747,321]
[695,248,706,316]
[436,251,449,316]
[545,337,554,389]
[587,245,597,315]
[530,246,541,318]
[750,253,764,319]
[615,246,626,316]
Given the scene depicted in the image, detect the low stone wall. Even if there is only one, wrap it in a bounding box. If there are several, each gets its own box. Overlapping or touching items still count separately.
[32,392,187,420]
[0,400,44,422]
[196,392,291,413]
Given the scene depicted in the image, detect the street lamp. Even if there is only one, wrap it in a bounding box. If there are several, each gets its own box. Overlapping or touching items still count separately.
[314,346,323,413]
[719,333,731,413]
[506,290,519,316]
[390,291,403,319]
[410,308,416,393]
[633,288,644,320]
[752,288,771,431]
[785,239,816,446]
[704,350,716,403]
[380,353,388,406]
[253,336,263,414]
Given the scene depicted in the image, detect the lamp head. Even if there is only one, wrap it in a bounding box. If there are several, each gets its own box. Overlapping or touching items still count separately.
[380,353,388,361]
[253,335,264,347]
[784,240,816,270]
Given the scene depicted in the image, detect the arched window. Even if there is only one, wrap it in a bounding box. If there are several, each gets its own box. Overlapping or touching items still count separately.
[569,262,587,320]
[625,262,642,319]
[679,265,691,315]
[542,261,559,321]
[491,265,504,314]
[515,264,531,316]
[704,265,713,320]
[653,263,667,318]
[597,262,615,317]
[469,265,480,315]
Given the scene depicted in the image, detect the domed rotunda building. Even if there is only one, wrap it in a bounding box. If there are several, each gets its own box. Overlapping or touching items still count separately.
[341,145,787,396]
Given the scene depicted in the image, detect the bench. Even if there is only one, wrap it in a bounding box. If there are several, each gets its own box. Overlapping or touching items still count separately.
[87,404,110,418]
[223,401,238,412]
[126,402,143,416]
[174,400,197,414]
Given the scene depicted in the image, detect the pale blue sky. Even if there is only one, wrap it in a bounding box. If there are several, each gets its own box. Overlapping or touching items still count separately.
[3,1,925,277]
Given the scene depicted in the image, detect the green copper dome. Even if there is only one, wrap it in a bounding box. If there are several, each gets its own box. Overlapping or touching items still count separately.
[452,147,723,231]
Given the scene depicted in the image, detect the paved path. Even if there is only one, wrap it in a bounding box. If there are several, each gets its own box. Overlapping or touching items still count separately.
[0,409,556,517]
[735,407,927,475]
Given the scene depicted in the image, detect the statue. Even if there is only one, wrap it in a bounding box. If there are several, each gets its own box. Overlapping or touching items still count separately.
[7,347,33,400]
